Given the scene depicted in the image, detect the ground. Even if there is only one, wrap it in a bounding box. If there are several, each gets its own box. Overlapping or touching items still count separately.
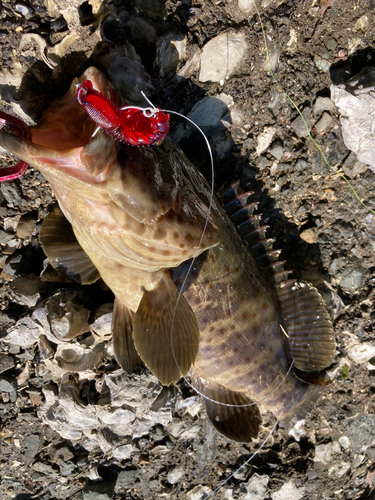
[0,0,375,499]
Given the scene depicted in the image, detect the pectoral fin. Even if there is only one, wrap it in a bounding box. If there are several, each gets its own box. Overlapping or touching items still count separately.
[39,206,100,284]
[277,280,336,373]
[132,273,199,385]
[192,372,261,442]
[112,297,141,372]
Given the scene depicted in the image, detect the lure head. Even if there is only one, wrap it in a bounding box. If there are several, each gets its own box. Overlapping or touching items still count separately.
[75,78,170,147]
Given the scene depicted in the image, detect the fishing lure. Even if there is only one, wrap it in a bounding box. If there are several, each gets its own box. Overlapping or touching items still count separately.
[0,110,31,182]
[75,80,170,146]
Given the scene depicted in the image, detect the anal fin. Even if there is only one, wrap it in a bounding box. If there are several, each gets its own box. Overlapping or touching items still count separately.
[277,279,336,373]
[132,273,200,386]
[112,297,141,373]
[192,372,261,442]
[39,206,100,285]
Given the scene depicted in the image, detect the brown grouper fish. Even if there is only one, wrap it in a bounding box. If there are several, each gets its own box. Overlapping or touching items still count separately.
[0,67,335,442]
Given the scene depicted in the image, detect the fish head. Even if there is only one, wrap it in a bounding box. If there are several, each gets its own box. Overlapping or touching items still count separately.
[0,67,219,267]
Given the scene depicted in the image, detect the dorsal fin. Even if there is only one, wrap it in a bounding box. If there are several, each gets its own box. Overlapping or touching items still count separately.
[221,184,290,286]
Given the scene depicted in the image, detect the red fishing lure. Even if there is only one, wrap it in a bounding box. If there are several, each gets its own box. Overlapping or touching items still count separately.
[0,111,31,183]
[76,80,170,146]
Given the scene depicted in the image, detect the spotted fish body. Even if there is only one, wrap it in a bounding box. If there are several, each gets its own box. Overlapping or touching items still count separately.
[0,68,335,441]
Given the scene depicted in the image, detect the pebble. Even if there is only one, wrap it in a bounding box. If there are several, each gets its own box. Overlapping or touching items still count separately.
[256,126,276,155]
[300,227,318,244]
[339,436,351,453]
[187,485,212,500]
[23,434,40,463]
[331,67,375,172]
[83,479,116,500]
[347,414,375,453]
[289,419,306,442]
[199,32,248,83]
[112,444,134,460]
[167,466,185,485]
[291,108,312,138]
[347,343,375,364]
[0,354,15,375]
[338,268,363,294]
[0,378,17,402]
[9,276,43,308]
[116,469,138,491]
[314,112,332,133]
[0,183,23,207]
[243,473,269,499]
[313,96,335,117]
[342,152,367,178]
[271,482,305,500]
[188,94,233,128]
[269,140,284,160]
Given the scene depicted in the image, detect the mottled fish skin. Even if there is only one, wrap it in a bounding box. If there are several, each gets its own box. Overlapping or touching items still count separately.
[0,67,336,439]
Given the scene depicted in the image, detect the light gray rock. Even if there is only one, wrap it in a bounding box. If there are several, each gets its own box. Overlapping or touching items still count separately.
[331,67,375,172]
[313,96,335,116]
[199,32,248,83]
[271,482,305,500]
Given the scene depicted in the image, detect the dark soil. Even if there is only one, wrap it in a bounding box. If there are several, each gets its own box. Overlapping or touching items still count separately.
[1,1,375,499]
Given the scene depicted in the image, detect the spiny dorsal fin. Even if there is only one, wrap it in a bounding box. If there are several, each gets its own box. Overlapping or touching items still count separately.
[39,206,100,285]
[132,272,200,386]
[221,185,289,286]
[192,372,261,442]
[277,279,336,373]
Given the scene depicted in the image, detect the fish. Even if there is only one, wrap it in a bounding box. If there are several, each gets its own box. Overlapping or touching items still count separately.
[0,67,336,442]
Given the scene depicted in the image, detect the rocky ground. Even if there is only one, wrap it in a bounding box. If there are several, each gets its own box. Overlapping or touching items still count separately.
[1,0,375,499]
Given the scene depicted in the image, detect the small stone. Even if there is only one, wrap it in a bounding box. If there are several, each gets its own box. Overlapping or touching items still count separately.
[354,15,369,32]
[82,479,116,500]
[342,152,367,179]
[271,482,305,500]
[347,414,375,453]
[324,38,337,51]
[116,469,138,491]
[23,434,41,463]
[314,53,331,73]
[256,126,277,155]
[328,461,350,478]
[291,108,312,138]
[255,156,271,170]
[338,268,363,293]
[339,435,351,452]
[9,276,43,308]
[112,444,134,460]
[289,419,306,442]
[3,316,43,348]
[0,182,23,206]
[199,32,248,83]
[188,94,233,128]
[0,379,17,402]
[0,354,15,375]
[244,473,269,499]
[0,229,14,245]
[347,343,375,364]
[294,159,308,171]
[186,485,212,500]
[238,0,256,14]
[269,140,284,160]
[59,461,76,476]
[16,216,37,239]
[167,466,185,485]
[300,227,318,244]
[313,97,335,117]
[315,112,332,133]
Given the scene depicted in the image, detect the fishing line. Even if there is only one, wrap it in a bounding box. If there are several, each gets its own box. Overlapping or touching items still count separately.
[205,419,279,499]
